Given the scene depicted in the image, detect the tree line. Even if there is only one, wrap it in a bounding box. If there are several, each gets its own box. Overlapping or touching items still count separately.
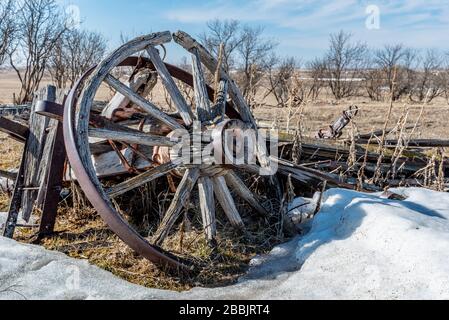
[1,1,448,107]
[200,20,449,108]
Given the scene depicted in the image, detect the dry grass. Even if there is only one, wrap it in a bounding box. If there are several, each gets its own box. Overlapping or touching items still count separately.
[255,94,449,139]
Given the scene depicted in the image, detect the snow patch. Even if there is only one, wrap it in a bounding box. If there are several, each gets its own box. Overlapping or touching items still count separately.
[1,188,449,300]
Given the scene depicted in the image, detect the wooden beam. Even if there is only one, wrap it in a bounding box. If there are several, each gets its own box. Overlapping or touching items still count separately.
[0,116,29,143]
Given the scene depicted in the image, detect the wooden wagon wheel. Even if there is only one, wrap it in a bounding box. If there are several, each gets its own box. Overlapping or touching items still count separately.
[63,31,271,271]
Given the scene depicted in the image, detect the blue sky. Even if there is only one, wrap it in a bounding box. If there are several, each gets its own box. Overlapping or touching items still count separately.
[57,0,449,63]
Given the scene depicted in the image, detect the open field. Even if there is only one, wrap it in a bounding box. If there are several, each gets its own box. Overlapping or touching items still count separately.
[2,69,449,139]
[255,97,449,140]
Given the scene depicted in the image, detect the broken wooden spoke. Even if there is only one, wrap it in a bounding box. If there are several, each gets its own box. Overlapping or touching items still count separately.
[173,30,253,124]
[225,171,269,217]
[152,168,200,246]
[191,47,212,122]
[212,176,245,230]
[210,80,228,123]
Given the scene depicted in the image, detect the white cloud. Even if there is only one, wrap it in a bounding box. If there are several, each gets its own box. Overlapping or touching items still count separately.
[164,0,449,59]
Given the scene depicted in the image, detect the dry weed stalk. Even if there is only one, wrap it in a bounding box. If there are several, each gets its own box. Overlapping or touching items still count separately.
[292,123,303,165]
[405,89,431,145]
[285,74,307,134]
[347,121,358,170]
[387,106,409,180]
[436,148,446,191]
[357,129,375,191]
[373,67,397,185]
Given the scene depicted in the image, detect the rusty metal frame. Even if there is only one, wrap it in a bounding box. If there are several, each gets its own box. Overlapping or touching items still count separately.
[316,106,359,140]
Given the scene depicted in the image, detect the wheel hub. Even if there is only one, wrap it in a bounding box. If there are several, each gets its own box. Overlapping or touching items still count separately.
[152,119,257,178]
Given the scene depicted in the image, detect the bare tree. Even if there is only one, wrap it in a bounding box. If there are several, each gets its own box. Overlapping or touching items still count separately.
[397,48,419,100]
[8,0,68,103]
[411,49,444,103]
[363,52,385,101]
[199,19,243,71]
[237,25,277,102]
[265,55,298,107]
[306,58,327,101]
[374,44,419,101]
[375,44,405,92]
[0,0,16,66]
[200,20,277,104]
[444,54,449,105]
[49,29,107,88]
[324,31,367,100]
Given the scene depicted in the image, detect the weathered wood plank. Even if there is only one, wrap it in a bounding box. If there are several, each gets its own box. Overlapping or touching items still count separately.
[21,86,57,222]
[147,46,194,126]
[82,146,153,181]
[152,168,200,246]
[0,116,29,143]
[104,74,183,131]
[198,177,217,245]
[212,176,244,230]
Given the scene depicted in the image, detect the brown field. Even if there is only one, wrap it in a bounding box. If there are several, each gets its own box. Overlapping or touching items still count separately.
[3,69,448,138]
[1,69,449,290]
